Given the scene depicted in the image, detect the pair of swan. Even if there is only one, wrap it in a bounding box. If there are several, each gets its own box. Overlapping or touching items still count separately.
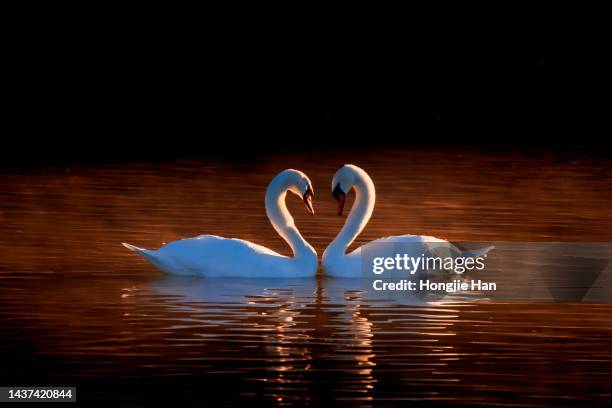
[123,165,493,278]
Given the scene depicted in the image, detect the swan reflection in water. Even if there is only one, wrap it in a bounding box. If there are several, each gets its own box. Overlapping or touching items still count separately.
[123,275,466,402]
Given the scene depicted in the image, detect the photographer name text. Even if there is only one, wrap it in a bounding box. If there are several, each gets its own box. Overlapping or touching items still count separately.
[373,279,496,293]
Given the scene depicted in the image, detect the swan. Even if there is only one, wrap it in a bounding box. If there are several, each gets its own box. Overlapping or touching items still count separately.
[122,169,318,278]
[322,164,494,278]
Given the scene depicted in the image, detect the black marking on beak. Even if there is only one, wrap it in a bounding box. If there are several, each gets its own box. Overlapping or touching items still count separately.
[332,183,346,216]
[303,185,314,215]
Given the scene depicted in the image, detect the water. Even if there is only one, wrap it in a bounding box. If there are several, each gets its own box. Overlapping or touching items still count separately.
[1,147,611,405]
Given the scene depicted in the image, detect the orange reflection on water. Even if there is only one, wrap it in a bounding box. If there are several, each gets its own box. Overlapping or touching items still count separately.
[1,147,612,405]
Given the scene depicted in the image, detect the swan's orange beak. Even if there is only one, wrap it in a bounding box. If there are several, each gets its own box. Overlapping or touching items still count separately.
[332,183,346,216]
[303,186,314,215]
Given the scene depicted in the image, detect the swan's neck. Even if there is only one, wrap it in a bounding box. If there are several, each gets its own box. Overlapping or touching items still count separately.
[325,172,375,259]
[265,183,316,262]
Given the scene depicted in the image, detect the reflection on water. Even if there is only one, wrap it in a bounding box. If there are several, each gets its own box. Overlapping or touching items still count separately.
[1,147,612,405]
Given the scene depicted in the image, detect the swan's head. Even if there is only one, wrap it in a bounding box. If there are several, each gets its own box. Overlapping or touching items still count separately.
[283,169,315,215]
[331,164,361,216]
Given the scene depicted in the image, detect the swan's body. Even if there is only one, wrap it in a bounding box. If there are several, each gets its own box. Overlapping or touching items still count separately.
[322,165,494,278]
[123,169,317,278]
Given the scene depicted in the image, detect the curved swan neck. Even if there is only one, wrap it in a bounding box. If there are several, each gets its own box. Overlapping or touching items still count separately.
[265,172,316,260]
[326,167,375,257]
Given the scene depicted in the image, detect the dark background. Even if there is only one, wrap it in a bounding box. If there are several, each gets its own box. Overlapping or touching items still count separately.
[5,13,612,164]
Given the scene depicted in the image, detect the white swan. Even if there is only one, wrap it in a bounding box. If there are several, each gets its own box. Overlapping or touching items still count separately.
[322,164,494,277]
[122,169,318,278]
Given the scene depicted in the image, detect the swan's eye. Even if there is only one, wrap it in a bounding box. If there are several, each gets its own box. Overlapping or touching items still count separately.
[302,185,314,215]
[332,183,346,216]
[304,184,314,198]
[332,183,346,199]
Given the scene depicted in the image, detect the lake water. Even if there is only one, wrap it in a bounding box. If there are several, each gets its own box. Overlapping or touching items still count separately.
[1,147,612,405]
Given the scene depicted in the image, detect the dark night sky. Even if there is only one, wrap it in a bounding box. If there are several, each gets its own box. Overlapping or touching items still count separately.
[5,16,612,164]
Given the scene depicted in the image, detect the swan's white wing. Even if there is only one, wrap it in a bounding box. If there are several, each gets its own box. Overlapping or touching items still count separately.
[350,234,451,257]
[155,235,284,276]
[192,235,282,257]
[126,235,317,278]
[124,235,317,278]
[323,235,454,277]
[353,235,494,260]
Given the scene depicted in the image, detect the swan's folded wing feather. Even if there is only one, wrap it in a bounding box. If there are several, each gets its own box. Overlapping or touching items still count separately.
[188,234,283,257]
[228,238,285,257]
[148,235,295,277]
[352,234,447,250]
